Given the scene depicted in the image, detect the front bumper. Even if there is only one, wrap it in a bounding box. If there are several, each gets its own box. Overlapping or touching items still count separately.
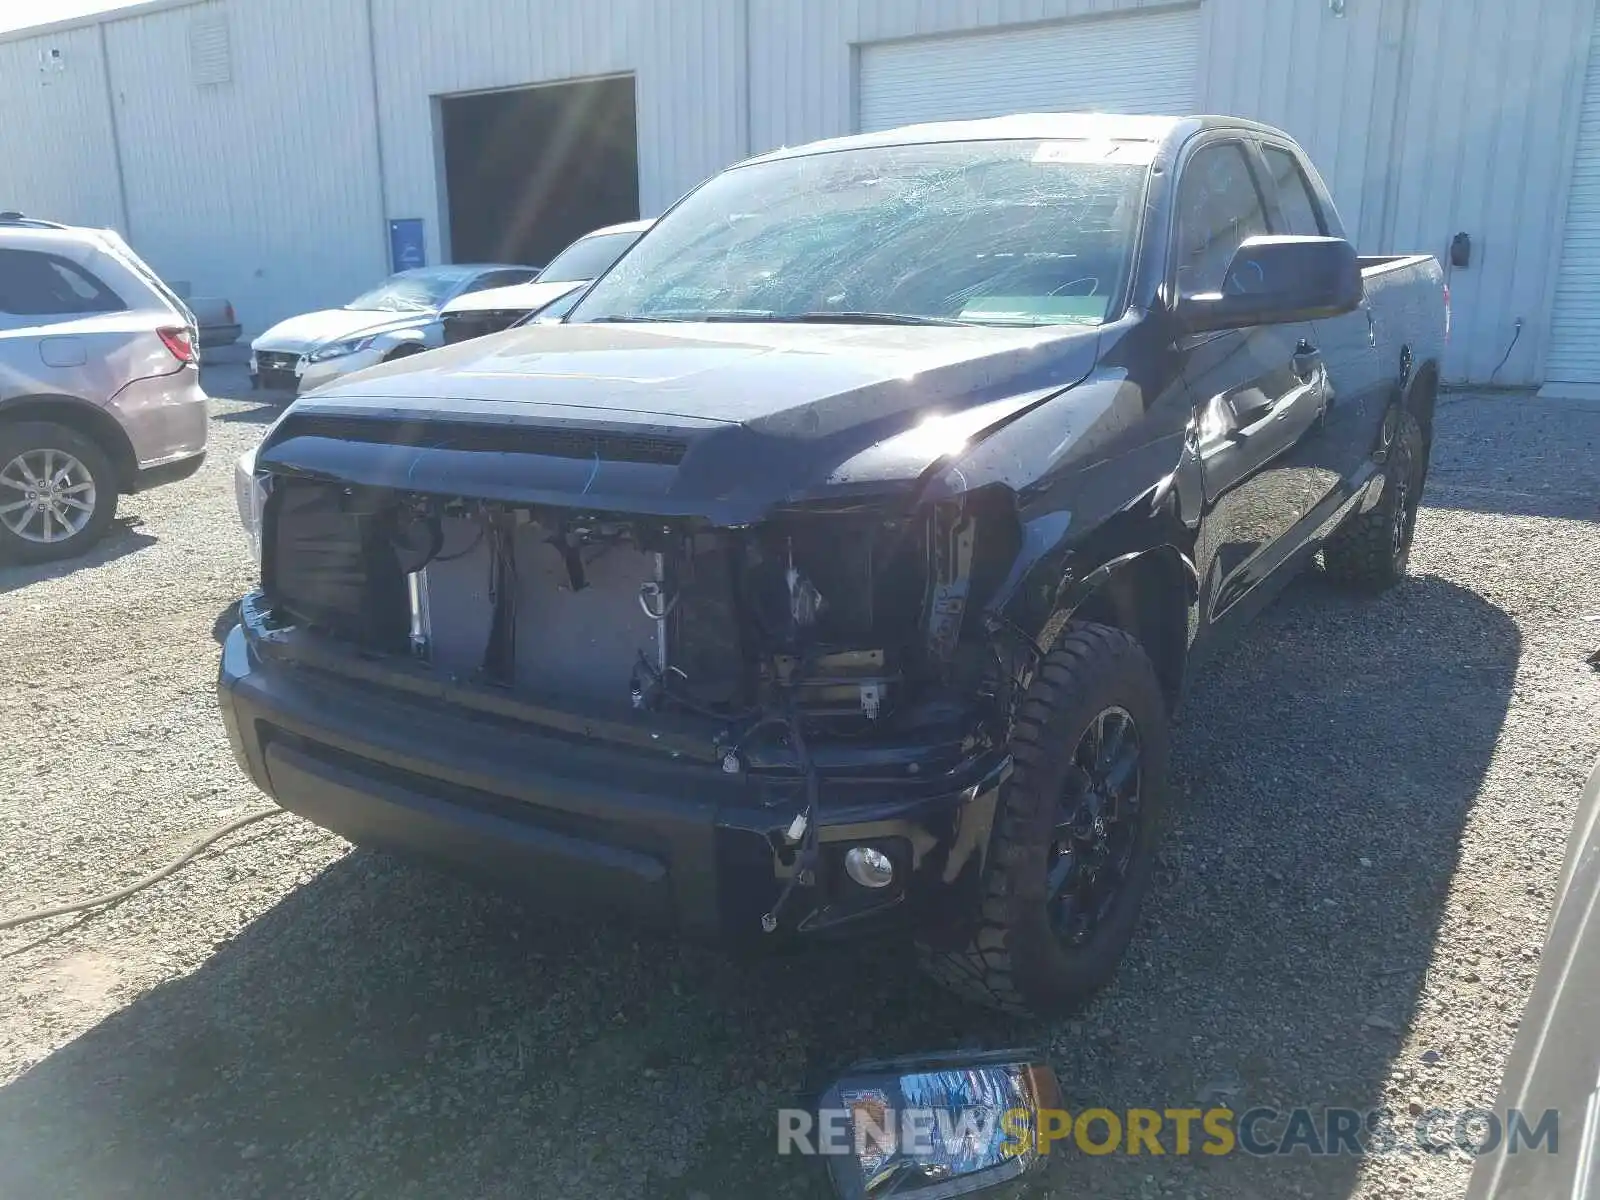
[294,348,387,393]
[218,597,1006,942]
[250,347,385,394]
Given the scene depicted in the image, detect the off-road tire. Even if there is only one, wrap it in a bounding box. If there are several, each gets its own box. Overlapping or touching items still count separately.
[918,622,1171,1016]
[0,421,119,565]
[1322,409,1425,592]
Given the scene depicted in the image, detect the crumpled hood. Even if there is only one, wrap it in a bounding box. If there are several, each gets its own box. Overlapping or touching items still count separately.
[442,279,585,317]
[252,308,428,353]
[258,320,1104,524]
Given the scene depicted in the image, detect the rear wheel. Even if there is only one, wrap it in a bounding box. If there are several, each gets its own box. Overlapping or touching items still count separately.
[918,622,1171,1015]
[0,422,119,564]
[1322,409,1425,592]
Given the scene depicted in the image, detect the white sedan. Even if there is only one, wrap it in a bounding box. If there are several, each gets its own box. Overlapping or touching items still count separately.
[249,263,537,394]
[439,220,654,343]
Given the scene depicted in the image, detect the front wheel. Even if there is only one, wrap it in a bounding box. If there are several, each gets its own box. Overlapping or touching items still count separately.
[918,622,1171,1015]
[0,422,119,564]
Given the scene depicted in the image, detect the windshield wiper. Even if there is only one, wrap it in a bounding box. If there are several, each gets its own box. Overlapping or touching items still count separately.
[785,311,974,327]
[587,310,975,327]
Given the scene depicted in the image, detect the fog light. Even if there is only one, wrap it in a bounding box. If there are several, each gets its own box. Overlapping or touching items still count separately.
[844,846,894,889]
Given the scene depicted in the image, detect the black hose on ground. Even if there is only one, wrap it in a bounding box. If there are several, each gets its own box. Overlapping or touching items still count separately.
[0,808,286,933]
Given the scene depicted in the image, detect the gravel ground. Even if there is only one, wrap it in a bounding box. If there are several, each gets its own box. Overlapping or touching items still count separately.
[1,375,1597,1200]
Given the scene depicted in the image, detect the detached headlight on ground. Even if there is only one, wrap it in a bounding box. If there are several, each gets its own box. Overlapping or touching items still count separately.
[305,334,377,362]
[819,1050,1059,1199]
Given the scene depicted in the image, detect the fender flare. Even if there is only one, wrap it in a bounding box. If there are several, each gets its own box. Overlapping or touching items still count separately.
[1058,544,1199,617]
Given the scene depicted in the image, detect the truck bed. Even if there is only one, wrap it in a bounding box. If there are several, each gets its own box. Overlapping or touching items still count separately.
[1359,253,1438,275]
[1360,253,1448,374]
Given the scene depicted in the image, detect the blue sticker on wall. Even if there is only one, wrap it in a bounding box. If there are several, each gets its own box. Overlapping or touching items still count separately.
[389,219,426,272]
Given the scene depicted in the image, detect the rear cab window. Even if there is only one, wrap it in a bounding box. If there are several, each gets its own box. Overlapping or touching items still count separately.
[0,248,126,316]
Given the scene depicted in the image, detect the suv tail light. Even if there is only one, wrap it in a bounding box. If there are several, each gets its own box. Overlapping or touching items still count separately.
[1443,283,1452,343]
[158,326,195,364]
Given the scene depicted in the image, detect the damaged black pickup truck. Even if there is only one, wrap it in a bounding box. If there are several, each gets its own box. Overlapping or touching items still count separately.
[220,114,1446,1015]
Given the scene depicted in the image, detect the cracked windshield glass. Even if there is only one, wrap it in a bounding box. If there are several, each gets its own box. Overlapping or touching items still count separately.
[573,141,1148,326]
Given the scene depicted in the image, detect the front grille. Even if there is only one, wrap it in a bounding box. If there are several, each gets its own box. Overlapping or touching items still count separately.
[255,350,300,391]
[274,413,689,465]
[443,310,527,344]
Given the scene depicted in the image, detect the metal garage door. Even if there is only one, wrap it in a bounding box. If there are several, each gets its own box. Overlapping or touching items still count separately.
[857,8,1200,134]
[1546,8,1600,385]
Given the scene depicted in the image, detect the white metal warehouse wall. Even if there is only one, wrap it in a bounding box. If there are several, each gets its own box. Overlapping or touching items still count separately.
[101,0,387,336]
[1205,0,1598,385]
[1,0,1596,386]
[368,0,748,267]
[0,22,123,231]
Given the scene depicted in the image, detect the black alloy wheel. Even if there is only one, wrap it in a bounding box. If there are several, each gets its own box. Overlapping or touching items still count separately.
[1048,706,1144,947]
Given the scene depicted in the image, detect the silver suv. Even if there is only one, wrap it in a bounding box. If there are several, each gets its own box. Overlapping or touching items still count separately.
[0,214,208,563]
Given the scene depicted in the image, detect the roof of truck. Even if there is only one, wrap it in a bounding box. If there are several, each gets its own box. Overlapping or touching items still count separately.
[750,112,1292,164]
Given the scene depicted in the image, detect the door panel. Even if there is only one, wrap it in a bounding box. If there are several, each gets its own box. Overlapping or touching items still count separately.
[1173,140,1330,636]
[1300,300,1384,513]
[1187,323,1327,629]
[1258,141,1387,531]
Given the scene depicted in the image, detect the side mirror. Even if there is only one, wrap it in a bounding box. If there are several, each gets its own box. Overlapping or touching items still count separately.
[1178,236,1362,334]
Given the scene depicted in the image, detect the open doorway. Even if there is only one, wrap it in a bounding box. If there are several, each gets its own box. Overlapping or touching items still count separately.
[439,75,639,268]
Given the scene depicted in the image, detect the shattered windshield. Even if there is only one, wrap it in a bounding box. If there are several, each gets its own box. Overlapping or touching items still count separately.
[345,266,479,313]
[570,139,1150,327]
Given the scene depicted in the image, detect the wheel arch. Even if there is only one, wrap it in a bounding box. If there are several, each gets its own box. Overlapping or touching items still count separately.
[379,330,429,360]
[0,394,137,492]
[1404,355,1441,456]
[1053,546,1197,714]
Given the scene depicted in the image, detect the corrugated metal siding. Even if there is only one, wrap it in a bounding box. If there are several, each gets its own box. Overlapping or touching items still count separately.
[1198,0,1393,246]
[0,24,123,229]
[1204,0,1597,384]
[368,0,747,266]
[857,7,1200,131]
[1381,0,1596,384]
[103,0,385,332]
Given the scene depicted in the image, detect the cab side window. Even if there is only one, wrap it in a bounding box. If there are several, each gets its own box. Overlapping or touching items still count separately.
[1261,145,1327,237]
[1173,143,1271,298]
